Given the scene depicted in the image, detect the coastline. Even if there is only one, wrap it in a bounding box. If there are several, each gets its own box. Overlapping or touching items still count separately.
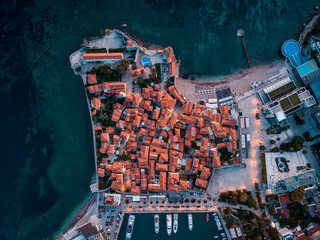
[57,9,320,240]
[55,193,97,240]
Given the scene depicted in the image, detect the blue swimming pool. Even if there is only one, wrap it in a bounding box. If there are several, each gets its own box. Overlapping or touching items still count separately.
[283,41,299,55]
[281,39,303,67]
[141,56,152,66]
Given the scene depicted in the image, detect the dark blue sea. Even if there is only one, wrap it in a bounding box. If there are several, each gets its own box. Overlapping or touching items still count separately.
[0,0,318,239]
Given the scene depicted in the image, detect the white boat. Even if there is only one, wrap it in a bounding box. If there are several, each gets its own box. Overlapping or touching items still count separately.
[173,214,178,233]
[166,214,172,236]
[154,214,159,234]
[216,219,222,230]
[188,213,193,231]
[126,214,135,240]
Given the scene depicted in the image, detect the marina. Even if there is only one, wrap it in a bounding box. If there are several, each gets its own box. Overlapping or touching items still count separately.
[119,213,227,240]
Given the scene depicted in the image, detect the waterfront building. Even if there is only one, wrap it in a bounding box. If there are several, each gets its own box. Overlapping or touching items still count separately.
[82,52,123,62]
[259,77,316,122]
[103,193,122,206]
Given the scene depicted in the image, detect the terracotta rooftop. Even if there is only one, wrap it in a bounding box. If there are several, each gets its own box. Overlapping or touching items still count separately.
[82,52,123,60]
[87,73,97,84]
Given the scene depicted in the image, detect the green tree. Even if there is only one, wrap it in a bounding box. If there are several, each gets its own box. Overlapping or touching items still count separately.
[290,187,305,202]
[269,227,280,240]
[247,198,258,209]
[259,145,266,150]
[239,192,248,203]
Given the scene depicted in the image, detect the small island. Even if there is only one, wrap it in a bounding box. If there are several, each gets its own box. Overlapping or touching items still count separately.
[61,14,320,240]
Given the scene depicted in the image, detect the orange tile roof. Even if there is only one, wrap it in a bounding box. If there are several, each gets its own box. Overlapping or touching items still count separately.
[148,183,161,192]
[101,133,109,143]
[94,125,102,131]
[103,82,126,94]
[159,153,169,163]
[179,114,197,125]
[125,94,140,106]
[201,138,209,152]
[87,85,95,93]
[107,144,114,155]
[148,160,155,180]
[212,157,221,168]
[111,108,123,122]
[160,171,167,191]
[132,115,142,127]
[87,73,97,84]
[156,163,169,172]
[131,186,141,194]
[153,109,160,120]
[183,102,194,115]
[130,67,145,78]
[185,158,193,171]
[195,178,208,189]
[168,86,186,105]
[161,92,176,110]
[82,52,123,60]
[92,97,101,108]
[99,146,107,154]
[200,167,211,180]
[167,112,178,129]
[168,172,179,192]
[179,180,190,190]
[222,118,237,126]
[112,162,123,173]
[97,168,105,177]
[168,59,176,76]
[106,127,114,134]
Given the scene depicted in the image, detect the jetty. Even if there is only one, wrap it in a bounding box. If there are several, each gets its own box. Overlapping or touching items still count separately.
[237,29,251,69]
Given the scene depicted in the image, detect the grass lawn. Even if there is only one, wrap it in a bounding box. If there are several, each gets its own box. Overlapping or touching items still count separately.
[268,82,295,98]
[85,48,107,53]
[260,153,267,184]
[289,93,301,106]
[280,97,292,111]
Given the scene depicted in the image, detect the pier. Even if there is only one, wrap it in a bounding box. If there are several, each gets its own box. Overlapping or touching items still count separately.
[237,29,251,69]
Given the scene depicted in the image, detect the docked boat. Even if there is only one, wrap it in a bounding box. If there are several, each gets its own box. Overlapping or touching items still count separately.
[166,214,172,236]
[154,214,159,234]
[126,214,135,240]
[173,214,178,233]
[216,219,222,230]
[188,213,193,231]
[206,213,209,222]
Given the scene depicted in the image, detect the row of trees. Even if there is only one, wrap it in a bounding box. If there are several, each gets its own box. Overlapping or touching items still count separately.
[219,189,259,209]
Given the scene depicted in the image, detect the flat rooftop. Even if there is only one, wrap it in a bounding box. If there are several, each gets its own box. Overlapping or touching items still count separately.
[265,152,310,189]
[296,59,318,78]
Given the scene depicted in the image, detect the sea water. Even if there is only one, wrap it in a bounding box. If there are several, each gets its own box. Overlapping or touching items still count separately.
[0,0,318,239]
[118,213,226,240]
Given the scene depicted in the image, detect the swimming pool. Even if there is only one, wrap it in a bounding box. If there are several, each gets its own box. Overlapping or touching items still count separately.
[281,39,303,67]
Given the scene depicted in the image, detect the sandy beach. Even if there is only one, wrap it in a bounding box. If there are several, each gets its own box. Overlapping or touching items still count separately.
[175,61,286,102]
[56,193,98,240]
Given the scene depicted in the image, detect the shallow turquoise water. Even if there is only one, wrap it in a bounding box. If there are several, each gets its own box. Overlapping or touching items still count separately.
[0,0,319,239]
